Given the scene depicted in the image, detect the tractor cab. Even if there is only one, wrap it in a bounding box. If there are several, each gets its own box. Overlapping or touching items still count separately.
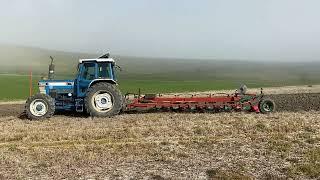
[76,57,117,97]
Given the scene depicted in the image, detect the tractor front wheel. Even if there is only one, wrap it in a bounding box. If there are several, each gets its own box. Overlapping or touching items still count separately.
[85,83,123,117]
[259,98,276,113]
[25,93,55,120]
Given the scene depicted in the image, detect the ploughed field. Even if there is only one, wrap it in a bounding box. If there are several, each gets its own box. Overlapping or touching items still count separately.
[2,92,320,117]
[0,89,320,179]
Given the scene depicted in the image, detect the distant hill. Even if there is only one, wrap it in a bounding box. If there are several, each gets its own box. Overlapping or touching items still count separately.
[0,44,94,76]
[0,44,320,86]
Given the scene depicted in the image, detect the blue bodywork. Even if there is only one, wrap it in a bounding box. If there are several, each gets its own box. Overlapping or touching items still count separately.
[38,61,117,112]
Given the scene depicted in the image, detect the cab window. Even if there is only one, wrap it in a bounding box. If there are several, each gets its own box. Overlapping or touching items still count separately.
[98,63,111,78]
[82,63,95,80]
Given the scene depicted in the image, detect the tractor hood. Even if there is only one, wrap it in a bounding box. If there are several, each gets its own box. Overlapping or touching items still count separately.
[38,79,74,95]
[38,79,74,86]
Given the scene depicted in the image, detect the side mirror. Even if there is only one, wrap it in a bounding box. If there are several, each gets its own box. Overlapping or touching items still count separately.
[115,65,122,72]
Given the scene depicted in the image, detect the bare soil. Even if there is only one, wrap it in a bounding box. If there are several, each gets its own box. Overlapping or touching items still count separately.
[0,112,319,179]
[267,93,320,112]
[0,91,319,179]
[0,104,24,117]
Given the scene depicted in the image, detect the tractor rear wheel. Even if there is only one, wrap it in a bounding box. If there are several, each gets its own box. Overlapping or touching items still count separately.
[85,82,123,117]
[25,93,55,120]
[259,98,276,113]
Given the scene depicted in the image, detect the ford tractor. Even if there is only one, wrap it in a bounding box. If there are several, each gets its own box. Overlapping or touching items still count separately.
[25,54,276,120]
[25,54,123,119]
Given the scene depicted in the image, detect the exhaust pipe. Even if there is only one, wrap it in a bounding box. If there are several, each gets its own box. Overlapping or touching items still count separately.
[48,56,55,80]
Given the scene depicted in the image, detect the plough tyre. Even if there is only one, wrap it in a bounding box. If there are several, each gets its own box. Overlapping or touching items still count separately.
[258,98,276,113]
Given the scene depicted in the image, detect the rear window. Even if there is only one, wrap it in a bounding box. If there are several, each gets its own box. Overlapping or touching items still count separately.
[98,63,111,78]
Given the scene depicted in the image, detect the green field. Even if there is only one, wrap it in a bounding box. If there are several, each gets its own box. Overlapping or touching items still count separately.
[0,75,40,101]
[0,73,317,101]
[118,79,270,94]
[0,74,265,101]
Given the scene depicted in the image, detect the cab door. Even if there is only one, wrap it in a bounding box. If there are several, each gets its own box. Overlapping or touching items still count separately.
[77,62,97,97]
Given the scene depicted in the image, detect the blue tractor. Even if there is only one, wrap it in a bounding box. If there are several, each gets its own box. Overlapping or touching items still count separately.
[25,54,124,120]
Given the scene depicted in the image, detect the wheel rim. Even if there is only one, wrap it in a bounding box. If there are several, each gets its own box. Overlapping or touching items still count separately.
[91,91,113,112]
[29,99,48,117]
[262,101,274,112]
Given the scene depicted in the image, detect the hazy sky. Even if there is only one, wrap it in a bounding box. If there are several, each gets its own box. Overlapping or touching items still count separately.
[0,0,320,60]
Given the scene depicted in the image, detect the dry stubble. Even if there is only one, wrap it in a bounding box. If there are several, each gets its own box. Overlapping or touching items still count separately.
[0,112,319,179]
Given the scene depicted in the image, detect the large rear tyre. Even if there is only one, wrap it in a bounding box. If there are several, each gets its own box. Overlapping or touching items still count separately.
[25,93,55,120]
[259,98,276,113]
[85,83,123,117]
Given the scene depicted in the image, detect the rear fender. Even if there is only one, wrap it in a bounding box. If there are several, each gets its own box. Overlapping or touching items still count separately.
[89,79,117,88]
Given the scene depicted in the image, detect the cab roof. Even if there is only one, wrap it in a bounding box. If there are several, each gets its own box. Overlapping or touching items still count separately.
[79,58,115,63]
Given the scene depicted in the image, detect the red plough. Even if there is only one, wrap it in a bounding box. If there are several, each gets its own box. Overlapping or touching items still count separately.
[125,88,276,113]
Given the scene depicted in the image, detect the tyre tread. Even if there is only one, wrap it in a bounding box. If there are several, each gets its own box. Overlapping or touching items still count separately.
[84,82,123,117]
[25,93,55,120]
[259,98,276,113]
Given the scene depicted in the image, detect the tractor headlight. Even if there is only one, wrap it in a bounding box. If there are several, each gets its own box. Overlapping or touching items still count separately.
[38,82,46,94]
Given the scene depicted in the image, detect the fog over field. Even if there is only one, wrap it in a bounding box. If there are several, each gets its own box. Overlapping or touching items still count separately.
[1,0,320,88]
[1,44,320,87]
